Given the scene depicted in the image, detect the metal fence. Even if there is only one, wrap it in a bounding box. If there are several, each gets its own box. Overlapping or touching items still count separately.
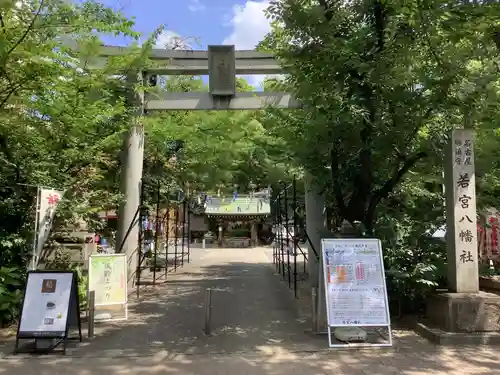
[135,184,191,296]
[272,176,311,297]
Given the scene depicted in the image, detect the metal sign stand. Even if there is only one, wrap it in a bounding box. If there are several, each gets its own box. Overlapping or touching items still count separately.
[14,271,82,355]
[321,238,393,349]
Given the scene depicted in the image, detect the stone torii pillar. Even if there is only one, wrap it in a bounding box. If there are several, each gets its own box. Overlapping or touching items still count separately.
[104,45,299,289]
[116,72,145,288]
[304,171,327,332]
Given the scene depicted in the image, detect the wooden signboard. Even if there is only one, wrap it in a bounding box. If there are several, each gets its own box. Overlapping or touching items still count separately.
[14,271,82,354]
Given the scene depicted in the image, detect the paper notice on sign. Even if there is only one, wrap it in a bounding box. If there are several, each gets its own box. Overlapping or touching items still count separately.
[321,238,390,327]
[88,254,127,306]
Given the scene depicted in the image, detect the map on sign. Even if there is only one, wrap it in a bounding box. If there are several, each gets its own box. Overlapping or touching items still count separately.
[321,239,390,327]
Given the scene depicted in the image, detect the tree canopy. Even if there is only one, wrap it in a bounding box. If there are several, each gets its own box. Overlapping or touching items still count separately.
[261,0,500,233]
[1,0,500,323]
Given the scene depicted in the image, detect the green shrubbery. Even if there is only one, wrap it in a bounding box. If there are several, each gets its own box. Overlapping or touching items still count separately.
[0,267,24,327]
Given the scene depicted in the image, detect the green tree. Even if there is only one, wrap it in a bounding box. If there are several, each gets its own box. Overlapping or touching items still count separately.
[0,0,174,324]
[144,76,293,199]
[0,0,146,265]
[262,0,500,234]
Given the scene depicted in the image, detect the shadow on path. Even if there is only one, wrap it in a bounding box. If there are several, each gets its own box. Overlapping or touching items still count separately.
[1,248,499,374]
[65,257,320,357]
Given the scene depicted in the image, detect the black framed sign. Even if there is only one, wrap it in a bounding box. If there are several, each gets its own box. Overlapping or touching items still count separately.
[14,270,82,354]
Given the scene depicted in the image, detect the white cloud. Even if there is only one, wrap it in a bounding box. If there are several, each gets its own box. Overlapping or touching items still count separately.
[188,0,206,12]
[223,0,272,89]
[223,0,271,49]
[155,30,191,50]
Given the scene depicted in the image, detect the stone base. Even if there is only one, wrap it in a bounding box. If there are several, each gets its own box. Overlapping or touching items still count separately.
[426,292,500,332]
[417,292,500,345]
[416,322,500,345]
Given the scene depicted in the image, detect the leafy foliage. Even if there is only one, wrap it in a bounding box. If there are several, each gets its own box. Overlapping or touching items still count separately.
[1,0,500,326]
[262,0,500,312]
[0,0,144,324]
[143,76,293,205]
[0,266,23,327]
[262,0,500,233]
[0,1,292,325]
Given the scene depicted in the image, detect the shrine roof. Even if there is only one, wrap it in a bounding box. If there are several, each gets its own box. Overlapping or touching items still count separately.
[206,213,269,220]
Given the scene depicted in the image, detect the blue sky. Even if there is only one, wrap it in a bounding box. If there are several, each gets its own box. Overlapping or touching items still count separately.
[91,0,271,50]
[83,0,273,86]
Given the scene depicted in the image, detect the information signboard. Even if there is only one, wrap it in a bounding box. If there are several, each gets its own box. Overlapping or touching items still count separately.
[88,253,128,321]
[15,271,82,354]
[321,238,392,348]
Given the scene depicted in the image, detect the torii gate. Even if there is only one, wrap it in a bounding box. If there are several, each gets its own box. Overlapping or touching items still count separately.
[97,45,481,339]
[96,45,303,283]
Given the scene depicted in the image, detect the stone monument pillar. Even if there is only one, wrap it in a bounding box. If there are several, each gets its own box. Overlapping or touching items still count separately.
[444,129,479,293]
[419,129,500,344]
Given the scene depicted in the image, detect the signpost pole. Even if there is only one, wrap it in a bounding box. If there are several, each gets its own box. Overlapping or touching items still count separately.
[88,290,95,338]
[204,288,212,335]
[444,128,479,292]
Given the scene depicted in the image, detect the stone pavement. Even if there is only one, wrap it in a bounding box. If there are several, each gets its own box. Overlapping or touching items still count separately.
[0,247,499,374]
[1,347,499,375]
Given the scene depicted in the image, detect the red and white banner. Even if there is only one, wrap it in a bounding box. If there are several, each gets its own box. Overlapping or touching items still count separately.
[478,208,500,262]
[35,188,64,264]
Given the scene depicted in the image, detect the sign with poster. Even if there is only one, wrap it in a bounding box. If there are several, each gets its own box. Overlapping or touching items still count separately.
[88,253,128,321]
[321,238,392,348]
[14,271,82,354]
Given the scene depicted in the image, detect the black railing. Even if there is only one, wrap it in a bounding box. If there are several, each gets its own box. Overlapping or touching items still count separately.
[272,176,308,298]
[303,228,319,261]
[136,183,191,295]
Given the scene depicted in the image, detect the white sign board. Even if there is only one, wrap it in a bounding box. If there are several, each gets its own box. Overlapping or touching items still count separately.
[321,238,392,348]
[88,254,128,321]
[18,272,74,337]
